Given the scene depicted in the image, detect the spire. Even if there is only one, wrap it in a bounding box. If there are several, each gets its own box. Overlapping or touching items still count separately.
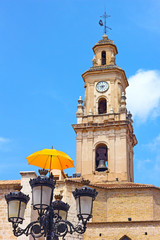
[99,10,112,35]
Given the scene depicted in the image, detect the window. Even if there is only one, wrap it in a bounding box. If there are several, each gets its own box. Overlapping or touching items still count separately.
[101,51,106,65]
[96,144,108,171]
[98,98,107,114]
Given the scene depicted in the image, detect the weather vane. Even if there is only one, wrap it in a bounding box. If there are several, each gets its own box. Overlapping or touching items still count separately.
[99,10,112,34]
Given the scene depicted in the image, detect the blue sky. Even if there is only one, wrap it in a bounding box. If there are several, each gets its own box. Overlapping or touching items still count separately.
[0,0,160,186]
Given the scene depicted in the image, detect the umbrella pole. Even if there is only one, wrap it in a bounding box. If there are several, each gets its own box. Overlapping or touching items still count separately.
[49,146,53,176]
[49,155,52,176]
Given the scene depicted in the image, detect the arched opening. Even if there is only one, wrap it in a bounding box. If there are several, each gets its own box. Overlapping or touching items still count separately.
[98,98,107,114]
[96,144,108,172]
[120,236,131,240]
[101,51,106,65]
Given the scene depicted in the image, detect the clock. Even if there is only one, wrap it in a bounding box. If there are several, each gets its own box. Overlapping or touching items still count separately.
[96,81,109,93]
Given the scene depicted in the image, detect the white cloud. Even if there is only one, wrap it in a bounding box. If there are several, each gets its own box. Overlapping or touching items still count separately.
[126,69,160,122]
[0,137,10,143]
[146,134,160,150]
[0,137,11,152]
[137,158,151,171]
[135,133,160,185]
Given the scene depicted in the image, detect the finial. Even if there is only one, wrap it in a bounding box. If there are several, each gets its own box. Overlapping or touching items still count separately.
[89,108,93,115]
[128,111,132,120]
[121,92,126,101]
[55,194,63,201]
[99,10,112,34]
[38,169,48,176]
[78,96,83,105]
[110,107,114,113]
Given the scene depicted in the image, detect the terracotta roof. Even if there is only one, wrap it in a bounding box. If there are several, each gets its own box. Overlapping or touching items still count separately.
[95,37,115,46]
[65,179,160,191]
[0,180,21,185]
[94,182,157,189]
[87,64,122,72]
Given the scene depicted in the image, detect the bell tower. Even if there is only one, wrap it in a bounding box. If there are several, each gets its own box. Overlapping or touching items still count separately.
[72,34,137,183]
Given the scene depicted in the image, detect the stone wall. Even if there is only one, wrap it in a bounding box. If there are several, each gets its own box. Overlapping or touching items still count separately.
[84,221,160,240]
[0,180,20,240]
[92,185,160,223]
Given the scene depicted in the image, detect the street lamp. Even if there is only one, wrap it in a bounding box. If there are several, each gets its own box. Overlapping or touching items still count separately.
[72,185,97,226]
[52,194,70,221]
[5,170,98,239]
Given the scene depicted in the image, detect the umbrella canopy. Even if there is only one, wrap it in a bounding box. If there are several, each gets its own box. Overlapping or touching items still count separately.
[26,149,74,171]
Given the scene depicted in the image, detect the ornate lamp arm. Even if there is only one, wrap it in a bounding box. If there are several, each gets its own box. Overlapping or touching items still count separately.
[73,221,87,234]
[53,219,87,239]
[12,220,45,239]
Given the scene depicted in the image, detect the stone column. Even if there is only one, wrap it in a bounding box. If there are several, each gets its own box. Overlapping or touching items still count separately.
[108,131,115,175]
[76,132,82,174]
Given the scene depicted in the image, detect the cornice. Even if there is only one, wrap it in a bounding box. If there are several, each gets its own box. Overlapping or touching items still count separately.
[82,66,128,88]
[87,220,160,225]
[73,120,130,131]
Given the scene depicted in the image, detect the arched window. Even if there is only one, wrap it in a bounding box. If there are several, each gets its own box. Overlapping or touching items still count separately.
[120,236,131,240]
[98,98,107,114]
[96,144,108,172]
[101,51,106,65]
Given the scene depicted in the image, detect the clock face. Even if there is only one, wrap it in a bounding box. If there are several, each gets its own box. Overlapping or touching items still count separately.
[96,81,109,93]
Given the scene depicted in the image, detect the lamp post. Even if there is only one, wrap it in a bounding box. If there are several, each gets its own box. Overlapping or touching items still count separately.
[5,170,98,240]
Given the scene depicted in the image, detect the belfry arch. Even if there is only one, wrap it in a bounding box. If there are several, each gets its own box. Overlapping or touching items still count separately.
[98,98,107,114]
[95,144,108,172]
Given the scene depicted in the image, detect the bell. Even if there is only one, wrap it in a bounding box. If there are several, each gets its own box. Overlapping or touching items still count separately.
[96,159,108,172]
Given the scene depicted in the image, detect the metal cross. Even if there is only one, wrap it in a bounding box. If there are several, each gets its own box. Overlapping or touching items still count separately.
[99,10,112,34]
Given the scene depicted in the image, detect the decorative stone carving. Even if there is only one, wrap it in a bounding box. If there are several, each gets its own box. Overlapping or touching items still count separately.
[120,92,127,113]
[110,53,116,65]
[89,108,93,115]
[76,96,84,117]
[110,107,114,113]
[92,55,97,66]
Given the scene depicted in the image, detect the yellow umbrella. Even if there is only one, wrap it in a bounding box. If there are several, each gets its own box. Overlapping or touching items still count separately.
[26,149,74,171]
